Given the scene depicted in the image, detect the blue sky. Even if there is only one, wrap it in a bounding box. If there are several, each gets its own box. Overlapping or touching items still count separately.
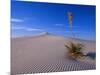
[11,0,96,40]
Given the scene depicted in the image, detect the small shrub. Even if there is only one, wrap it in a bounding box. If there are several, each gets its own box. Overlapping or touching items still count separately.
[65,42,85,60]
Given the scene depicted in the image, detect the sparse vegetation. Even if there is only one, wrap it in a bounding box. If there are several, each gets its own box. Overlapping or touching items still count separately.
[65,42,85,60]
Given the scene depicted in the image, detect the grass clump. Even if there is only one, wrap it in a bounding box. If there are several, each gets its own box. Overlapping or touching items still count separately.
[65,42,85,60]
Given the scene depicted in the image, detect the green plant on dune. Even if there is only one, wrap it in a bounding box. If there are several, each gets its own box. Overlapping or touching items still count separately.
[66,12,85,60]
[65,42,85,60]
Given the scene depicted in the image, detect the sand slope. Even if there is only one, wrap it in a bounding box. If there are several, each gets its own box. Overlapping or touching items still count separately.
[11,34,96,74]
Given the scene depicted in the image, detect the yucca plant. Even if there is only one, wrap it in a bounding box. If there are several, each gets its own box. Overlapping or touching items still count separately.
[65,42,85,60]
[66,12,85,60]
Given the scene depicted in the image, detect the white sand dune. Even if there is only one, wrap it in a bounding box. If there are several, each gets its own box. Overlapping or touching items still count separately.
[11,34,96,75]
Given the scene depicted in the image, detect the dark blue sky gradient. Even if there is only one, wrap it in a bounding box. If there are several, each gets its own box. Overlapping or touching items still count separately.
[11,1,96,40]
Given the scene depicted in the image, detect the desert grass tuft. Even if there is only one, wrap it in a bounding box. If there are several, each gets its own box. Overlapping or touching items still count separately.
[65,42,85,60]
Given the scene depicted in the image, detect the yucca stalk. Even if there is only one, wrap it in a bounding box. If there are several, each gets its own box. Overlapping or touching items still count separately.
[68,12,75,38]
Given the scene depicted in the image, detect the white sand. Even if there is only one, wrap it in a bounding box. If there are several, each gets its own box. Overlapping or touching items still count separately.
[11,34,96,75]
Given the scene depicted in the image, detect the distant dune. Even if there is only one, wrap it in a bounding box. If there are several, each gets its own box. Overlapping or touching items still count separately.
[11,34,96,75]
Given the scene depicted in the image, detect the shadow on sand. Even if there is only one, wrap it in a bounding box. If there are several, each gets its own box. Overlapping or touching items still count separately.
[86,52,96,60]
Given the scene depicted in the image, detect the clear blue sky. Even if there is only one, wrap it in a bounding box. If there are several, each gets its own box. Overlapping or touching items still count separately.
[11,0,96,40]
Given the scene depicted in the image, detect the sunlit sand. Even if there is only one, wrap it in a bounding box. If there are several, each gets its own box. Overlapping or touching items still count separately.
[11,34,96,74]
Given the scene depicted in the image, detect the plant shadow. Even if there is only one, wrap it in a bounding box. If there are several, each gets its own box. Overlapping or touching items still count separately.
[86,52,96,60]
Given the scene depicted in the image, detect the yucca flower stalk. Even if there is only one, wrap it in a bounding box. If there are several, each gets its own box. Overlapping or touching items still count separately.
[68,12,75,38]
